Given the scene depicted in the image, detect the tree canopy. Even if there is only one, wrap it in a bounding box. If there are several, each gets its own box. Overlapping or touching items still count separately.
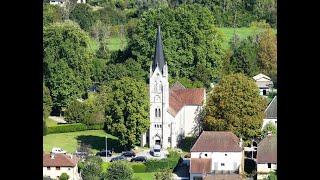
[261,121,277,139]
[105,77,149,148]
[70,3,95,31]
[43,22,93,109]
[81,156,103,180]
[204,73,267,145]
[129,4,225,84]
[43,83,53,119]
[106,161,133,180]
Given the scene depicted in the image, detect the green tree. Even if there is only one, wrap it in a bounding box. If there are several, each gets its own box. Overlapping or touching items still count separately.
[129,4,224,84]
[268,170,277,180]
[43,22,93,110]
[204,73,266,145]
[43,119,48,136]
[154,168,174,180]
[106,161,133,180]
[106,77,149,148]
[261,121,277,139]
[257,27,277,78]
[65,99,86,123]
[230,38,259,77]
[81,156,103,180]
[43,4,62,26]
[59,173,69,180]
[43,83,53,119]
[91,58,107,82]
[70,3,95,31]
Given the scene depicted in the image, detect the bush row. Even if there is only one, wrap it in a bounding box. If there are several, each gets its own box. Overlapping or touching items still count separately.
[145,151,181,172]
[47,123,104,134]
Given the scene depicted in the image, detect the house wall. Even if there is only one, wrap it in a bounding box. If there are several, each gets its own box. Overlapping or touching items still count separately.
[257,163,277,180]
[49,1,64,5]
[191,152,242,172]
[183,105,202,137]
[261,118,277,130]
[43,165,77,180]
[77,0,86,3]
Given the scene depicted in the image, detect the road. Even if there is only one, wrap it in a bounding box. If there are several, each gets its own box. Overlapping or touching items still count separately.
[97,149,169,162]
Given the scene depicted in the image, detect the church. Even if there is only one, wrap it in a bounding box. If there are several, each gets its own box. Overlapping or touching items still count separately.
[141,27,206,149]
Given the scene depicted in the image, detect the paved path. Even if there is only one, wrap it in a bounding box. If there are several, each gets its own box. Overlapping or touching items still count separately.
[49,116,67,123]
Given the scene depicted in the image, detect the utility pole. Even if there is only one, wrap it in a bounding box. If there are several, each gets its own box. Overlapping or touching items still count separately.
[105,137,108,162]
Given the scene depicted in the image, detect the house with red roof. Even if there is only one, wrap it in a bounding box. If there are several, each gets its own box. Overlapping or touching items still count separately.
[43,153,80,180]
[189,131,244,180]
[140,27,206,149]
[256,133,277,179]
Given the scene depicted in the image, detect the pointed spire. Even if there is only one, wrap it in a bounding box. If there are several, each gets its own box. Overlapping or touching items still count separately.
[152,26,165,73]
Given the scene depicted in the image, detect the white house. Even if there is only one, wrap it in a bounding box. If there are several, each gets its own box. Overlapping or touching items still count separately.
[43,153,80,180]
[261,96,277,130]
[253,73,273,96]
[256,133,277,180]
[141,27,206,149]
[49,0,86,6]
[189,131,243,180]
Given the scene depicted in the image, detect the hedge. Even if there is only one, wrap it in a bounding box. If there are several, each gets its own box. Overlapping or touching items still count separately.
[145,151,181,172]
[131,163,147,173]
[47,123,105,134]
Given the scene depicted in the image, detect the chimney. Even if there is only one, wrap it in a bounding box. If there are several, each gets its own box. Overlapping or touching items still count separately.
[70,155,73,159]
[267,131,272,136]
[50,154,55,159]
[239,138,243,148]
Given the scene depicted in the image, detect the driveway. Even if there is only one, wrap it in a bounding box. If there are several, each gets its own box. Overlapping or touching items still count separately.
[49,116,67,123]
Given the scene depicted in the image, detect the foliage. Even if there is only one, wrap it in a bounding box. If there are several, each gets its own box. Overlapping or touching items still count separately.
[65,100,87,123]
[131,163,147,173]
[204,73,267,145]
[106,161,134,180]
[47,123,87,134]
[81,156,103,180]
[70,3,95,31]
[230,37,259,77]
[43,83,53,119]
[268,171,277,180]
[105,77,149,148]
[43,4,62,26]
[168,77,204,89]
[145,151,180,172]
[154,168,174,180]
[129,4,224,84]
[261,121,277,139]
[91,58,107,82]
[93,5,127,25]
[43,22,93,109]
[43,119,48,136]
[257,27,277,78]
[59,173,69,180]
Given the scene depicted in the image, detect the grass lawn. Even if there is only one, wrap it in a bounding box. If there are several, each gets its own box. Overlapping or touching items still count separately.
[218,28,277,49]
[88,36,128,53]
[45,117,58,127]
[133,173,156,180]
[43,130,119,154]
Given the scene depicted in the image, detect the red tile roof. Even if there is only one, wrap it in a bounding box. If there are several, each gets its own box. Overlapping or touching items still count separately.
[257,135,277,163]
[43,154,77,167]
[191,131,242,152]
[190,158,212,173]
[170,81,186,90]
[167,83,205,117]
[203,174,242,180]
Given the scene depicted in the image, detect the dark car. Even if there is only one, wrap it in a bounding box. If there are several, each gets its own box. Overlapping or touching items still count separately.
[95,150,112,157]
[122,151,136,157]
[130,156,147,163]
[110,156,126,162]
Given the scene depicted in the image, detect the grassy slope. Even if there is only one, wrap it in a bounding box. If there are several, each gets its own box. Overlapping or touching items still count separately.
[133,173,156,180]
[218,28,277,49]
[88,36,128,53]
[45,117,58,127]
[43,130,118,154]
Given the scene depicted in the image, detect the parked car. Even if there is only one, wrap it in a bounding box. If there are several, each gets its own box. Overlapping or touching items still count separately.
[51,147,67,154]
[130,156,147,163]
[95,150,112,157]
[110,156,126,162]
[122,151,136,157]
[75,149,89,158]
[152,145,161,157]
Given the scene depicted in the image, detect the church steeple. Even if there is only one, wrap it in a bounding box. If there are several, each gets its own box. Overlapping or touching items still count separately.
[152,26,165,73]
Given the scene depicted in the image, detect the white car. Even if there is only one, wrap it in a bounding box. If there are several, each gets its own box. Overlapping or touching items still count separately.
[51,147,67,154]
[152,145,161,157]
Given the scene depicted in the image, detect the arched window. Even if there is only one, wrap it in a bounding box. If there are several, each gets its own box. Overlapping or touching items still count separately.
[158,108,161,117]
[155,109,158,117]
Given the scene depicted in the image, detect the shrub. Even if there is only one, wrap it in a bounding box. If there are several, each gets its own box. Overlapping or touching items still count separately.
[86,123,105,130]
[131,163,147,173]
[47,123,87,134]
[43,119,48,136]
[107,161,133,180]
[59,173,69,180]
[145,151,181,172]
